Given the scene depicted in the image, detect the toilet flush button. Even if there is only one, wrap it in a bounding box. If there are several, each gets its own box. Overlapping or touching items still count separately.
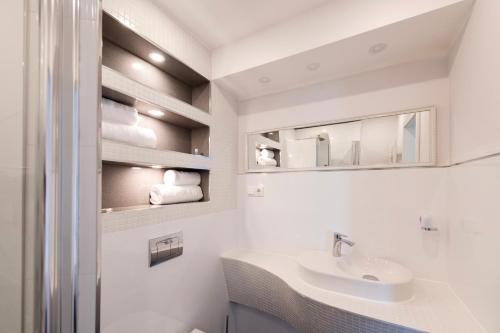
[248,184,264,197]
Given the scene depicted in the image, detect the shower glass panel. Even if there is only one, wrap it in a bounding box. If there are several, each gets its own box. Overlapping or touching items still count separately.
[1,1,93,332]
[0,1,37,331]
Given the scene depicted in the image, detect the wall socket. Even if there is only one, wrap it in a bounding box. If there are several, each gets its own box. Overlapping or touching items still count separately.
[247,184,264,197]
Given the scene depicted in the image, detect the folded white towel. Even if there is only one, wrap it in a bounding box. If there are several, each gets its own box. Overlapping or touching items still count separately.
[101,98,140,126]
[257,156,277,167]
[102,121,158,148]
[150,184,203,205]
[163,170,201,186]
[260,149,275,159]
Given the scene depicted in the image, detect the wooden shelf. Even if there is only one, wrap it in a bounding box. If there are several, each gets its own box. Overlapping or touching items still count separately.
[102,140,211,170]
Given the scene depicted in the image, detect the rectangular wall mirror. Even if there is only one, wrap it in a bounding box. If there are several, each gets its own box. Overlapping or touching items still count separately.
[247,107,436,171]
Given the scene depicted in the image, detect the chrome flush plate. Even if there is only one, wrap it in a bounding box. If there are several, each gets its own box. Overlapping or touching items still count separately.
[149,231,183,267]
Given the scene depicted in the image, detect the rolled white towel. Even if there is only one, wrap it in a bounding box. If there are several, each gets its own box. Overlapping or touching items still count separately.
[260,149,275,159]
[164,170,201,186]
[102,121,158,148]
[257,156,277,167]
[101,98,140,126]
[150,184,203,205]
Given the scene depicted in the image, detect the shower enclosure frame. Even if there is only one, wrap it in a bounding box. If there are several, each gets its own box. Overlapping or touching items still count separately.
[25,0,101,332]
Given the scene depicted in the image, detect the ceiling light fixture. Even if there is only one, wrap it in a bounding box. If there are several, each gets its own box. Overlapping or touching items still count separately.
[131,62,144,71]
[369,43,388,55]
[131,166,142,170]
[147,109,165,117]
[149,52,165,63]
[117,17,134,30]
[151,165,163,169]
[258,76,271,84]
[306,62,320,71]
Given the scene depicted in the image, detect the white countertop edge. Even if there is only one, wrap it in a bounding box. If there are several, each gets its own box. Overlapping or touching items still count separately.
[221,249,484,333]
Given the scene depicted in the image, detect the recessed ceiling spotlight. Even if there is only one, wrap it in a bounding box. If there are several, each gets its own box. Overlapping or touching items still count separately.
[117,17,134,30]
[151,165,163,169]
[147,109,164,117]
[258,76,271,84]
[369,43,388,55]
[131,62,144,71]
[131,166,142,170]
[306,62,320,71]
[149,52,165,63]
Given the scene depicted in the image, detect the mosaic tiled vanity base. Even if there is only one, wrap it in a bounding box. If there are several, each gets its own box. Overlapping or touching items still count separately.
[222,258,424,333]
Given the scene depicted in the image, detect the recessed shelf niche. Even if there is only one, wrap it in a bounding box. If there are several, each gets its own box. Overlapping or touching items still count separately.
[102,11,210,113]
[102,87,209,156]
[101,162,210,212]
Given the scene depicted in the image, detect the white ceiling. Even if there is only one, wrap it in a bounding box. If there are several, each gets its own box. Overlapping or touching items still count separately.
[214,0,473,100]
[153,0,330,49]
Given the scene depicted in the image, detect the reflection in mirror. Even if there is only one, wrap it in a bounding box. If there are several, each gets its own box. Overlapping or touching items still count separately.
[247,108,435,171]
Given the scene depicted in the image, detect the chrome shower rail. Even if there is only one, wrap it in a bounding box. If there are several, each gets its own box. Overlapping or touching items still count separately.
[36,0,80,332]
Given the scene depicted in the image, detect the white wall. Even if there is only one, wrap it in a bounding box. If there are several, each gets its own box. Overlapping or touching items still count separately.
[238,168,448,281]
[449,0,500,163]
[447,0,500,331]
[0,0,25,331]
[100,2,239,333]
[101,83,239,333]
[79,1,100,332]
[239,60,451,170]
[102,209,238,333]
[237,62,451,281]
[446,155,500,333]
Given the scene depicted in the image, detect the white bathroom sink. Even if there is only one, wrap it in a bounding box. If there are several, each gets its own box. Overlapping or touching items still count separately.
[297,250,413,302]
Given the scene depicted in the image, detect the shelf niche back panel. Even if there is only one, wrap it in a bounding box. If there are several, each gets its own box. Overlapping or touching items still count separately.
[102,162,210,210]
[102,12,210,113]
[102,87,210,156]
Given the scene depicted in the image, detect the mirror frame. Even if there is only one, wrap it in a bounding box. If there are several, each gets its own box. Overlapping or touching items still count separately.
[245,106,437,173]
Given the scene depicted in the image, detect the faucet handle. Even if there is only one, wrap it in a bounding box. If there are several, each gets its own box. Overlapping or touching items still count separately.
[334,232,348,240]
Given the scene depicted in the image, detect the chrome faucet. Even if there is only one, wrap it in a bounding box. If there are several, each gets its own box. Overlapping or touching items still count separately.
[333,233,355,257]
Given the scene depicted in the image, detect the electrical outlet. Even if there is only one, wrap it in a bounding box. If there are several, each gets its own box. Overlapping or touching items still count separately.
[248,184,264,197]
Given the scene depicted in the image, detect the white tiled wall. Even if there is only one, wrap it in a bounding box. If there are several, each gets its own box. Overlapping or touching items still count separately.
[0,0,25,331]
[238,168,448,281]
[446,155,499,333]
[101,0,238,232]
[237,71,452,281]
[101,209,239,333]
[78,1,100,332]
[101,83,238,232]
[100,1,239,332]
[447,0,500,331]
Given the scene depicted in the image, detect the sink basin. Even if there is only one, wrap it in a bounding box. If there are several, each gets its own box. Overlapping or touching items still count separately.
[297,250,413,302]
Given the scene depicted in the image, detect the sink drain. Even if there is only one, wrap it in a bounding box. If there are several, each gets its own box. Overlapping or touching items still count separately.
[362,274,379,281]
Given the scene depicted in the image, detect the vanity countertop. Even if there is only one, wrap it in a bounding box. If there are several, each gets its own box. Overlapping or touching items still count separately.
[221,249,484,333]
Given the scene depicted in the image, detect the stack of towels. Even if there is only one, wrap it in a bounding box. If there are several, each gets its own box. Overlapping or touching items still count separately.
[102,98,158,148]
[257,148,277,167]
[150,170,203,205]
